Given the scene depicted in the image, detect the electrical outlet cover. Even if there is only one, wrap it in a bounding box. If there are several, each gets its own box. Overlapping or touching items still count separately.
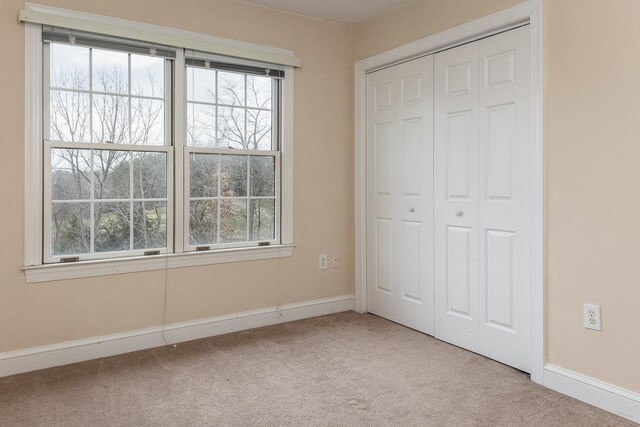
[583,303,601,331]
[319,254,328,270]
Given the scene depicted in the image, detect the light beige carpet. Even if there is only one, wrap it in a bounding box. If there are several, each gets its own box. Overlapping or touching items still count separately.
[0,312,633,426]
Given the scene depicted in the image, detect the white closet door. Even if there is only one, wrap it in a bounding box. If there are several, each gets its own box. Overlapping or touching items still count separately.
[366,56,434,334]
[478,26,531,371]
[434,26,531,371]
[434,40,481,352]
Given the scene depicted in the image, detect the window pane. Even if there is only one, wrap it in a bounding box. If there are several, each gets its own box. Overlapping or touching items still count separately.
[95,202,130,252]
[133,201,166,249]
[133,152,167,199]
[250,156,275,197]
[220,199,247,242]
[187,103,216,147]
[50,44,90,90]
[92,49,128,94]
[131,97,164,145]
[187,67,216,103]
[51,149,91,200]
[131,54,164,97]
[50,90,91,142]
[92,94,130,144]
[93,150,130,199]
[220,155,247,197]
[246,75,272,109]
[190,154,218,198]
[218,71,245,106]
[51,203,91,255]
[249,199,275,241]
[246,109,272,150]
[189,200,217,245]
[218,107,245,149]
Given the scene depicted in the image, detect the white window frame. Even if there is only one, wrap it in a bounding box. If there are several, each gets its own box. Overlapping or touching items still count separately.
[181,59,282,252]
[23,3,295,283]
[42,41,175,263]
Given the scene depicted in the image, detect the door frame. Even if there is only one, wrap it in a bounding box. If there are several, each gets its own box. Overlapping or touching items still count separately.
[354,0,544,384]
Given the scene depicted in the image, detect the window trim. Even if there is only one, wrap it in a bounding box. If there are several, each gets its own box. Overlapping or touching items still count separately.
[23,5,295,282]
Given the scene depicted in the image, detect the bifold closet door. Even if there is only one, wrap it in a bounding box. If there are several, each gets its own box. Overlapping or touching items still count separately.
[366,56,434,334]
[434,25,531,372]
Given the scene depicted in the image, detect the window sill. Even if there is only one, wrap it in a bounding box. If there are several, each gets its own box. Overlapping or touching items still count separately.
[22,244,295,284]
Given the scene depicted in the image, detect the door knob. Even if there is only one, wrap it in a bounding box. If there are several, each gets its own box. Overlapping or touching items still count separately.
[455,210,464,217]
[408,207,415,213]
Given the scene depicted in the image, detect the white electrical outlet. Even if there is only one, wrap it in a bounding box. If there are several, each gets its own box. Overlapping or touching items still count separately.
[331,254,340,268]
[583,304,601,331]
[318,254,328,270]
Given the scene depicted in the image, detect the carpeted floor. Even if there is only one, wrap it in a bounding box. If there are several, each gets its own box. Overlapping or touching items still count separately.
[0,311,633,426]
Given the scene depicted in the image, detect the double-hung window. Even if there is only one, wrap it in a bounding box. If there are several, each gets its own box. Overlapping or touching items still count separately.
[185,53,281,250]
[43,29,174,262]
[35,24,288,268]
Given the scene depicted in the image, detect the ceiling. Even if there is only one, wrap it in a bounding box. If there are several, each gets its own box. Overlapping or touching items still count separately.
[238,0,414,25]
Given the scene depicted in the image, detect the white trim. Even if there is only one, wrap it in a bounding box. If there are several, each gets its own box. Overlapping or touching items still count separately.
[24,22,43,267]
[280,67,295,245]
[174,49,186,254]
[529,0,545,387]
[19,4,301,68]
[354,0,544,382]
[544,364,640,424]
[23,244,295,283]
[0,294,353,378]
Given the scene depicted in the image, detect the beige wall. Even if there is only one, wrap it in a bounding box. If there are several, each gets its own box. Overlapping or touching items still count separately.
[0,0,355,351]
[356,0,640,393]
[544,0,640,393]
[354,0,523,60]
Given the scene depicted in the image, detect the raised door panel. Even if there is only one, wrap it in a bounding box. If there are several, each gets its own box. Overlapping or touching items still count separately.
[446,226,472,318]
[485,229,515,330]
[375,218,394,294]
[486,104,516,201]
[375,122,393,196]
[446,62,472,97]
[402,118,421,196]
[446,111,472,200]
[401,220,422,301]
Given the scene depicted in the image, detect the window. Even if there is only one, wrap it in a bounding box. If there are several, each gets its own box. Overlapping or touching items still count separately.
[185,57,280,250]
[43,32,173,262]
[32,24,291,269]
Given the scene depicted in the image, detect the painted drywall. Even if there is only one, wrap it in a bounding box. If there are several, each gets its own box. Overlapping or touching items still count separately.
[354,0,522,60]
[355,0,640,393]
[543,0,640,394]
[0,0,355,352]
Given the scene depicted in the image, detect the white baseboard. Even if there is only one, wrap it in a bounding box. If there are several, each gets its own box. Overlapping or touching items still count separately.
[544,364,640,424]
[0,294,355,378]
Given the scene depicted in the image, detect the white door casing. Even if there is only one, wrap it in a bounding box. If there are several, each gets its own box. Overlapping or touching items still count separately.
[365,56,435,334]
[434,25,531,371]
